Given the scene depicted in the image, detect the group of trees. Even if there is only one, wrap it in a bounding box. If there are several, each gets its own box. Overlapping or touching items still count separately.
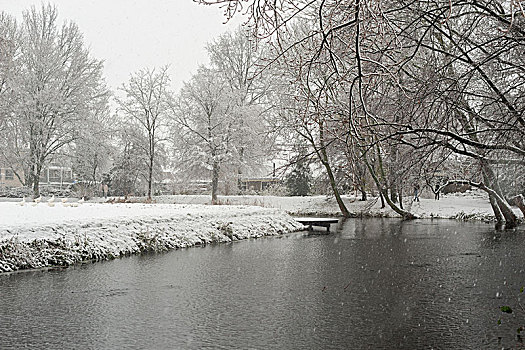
[169,28,274,203]
[1,2,524,227]
[0,4,275,202]
[114,27,276,202]
[194,0,525,227]
[0,4,109,197]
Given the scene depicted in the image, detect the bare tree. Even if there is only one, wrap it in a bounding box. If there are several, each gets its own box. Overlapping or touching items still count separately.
[110,124,149,199]
[169,66,234,204]
[0,12,22,183]
[116,66,170,201]
[206,27,278,192]
[0,12,19,123]
[73,97,114,189]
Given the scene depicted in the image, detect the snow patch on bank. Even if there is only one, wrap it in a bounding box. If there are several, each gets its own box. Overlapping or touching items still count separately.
[0,203,303,272]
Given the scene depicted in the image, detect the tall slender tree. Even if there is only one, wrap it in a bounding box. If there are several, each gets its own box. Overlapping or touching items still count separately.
[116,66,170,201]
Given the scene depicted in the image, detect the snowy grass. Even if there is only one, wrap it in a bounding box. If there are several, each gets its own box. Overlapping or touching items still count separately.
[1,190,522,272]
[154,190,523,221]
[0,203,303,273]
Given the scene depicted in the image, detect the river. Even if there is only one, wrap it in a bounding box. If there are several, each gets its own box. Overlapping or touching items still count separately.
[1,218,524,349]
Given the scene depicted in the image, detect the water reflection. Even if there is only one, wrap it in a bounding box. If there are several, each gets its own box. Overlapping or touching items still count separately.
[0,218,523,349]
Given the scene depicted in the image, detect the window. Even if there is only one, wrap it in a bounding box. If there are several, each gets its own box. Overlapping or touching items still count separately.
[5,169,14,180]
[49,169,61,182]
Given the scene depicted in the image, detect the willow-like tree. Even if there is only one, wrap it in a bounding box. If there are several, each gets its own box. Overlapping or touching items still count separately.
[199,0,525,226]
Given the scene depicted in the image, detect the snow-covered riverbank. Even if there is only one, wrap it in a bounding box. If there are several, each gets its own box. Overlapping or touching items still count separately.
[1,191,522,272]
[0,203,303,273]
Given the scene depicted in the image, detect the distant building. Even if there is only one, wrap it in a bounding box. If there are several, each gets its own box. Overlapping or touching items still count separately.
[171,179,211,195]
[240,177,281,192]
[0,163,75,189]
[39,165,75,189]
[0,167,23,188]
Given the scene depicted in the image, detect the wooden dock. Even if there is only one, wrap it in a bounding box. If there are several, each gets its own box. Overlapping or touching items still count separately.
[295,218,339,232]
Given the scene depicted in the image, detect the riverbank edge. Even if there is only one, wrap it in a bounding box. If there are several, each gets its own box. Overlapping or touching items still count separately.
[0,209,304,273]
[290,208,499,223]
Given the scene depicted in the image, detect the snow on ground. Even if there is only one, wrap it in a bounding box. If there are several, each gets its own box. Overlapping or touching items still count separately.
[0,202,303,272]
[1,190,522,273]
[155,189,523,221]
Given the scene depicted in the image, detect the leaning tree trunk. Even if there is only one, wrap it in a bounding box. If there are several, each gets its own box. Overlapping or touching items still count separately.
[378,185,385,209]
[320,155,350,217]
[456,180,518,228]
[479,184,518,228]
[481,162,518,228]
[511,194,525,218]
[482,170,505,225]
[381,186,416,219]
[488,193,505,225]
[364,156,416,220]
[317,121,350,217]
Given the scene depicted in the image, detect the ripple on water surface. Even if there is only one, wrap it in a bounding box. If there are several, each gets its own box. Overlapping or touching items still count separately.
[0,218,524,349]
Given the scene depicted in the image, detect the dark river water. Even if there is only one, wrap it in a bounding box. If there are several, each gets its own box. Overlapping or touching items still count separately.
[1,218,524,349]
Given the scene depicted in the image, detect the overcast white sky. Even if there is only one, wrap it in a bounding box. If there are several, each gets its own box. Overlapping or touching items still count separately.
[0,0,242,92]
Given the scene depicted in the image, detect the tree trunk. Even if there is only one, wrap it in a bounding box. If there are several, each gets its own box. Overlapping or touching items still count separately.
[322,159,349,217]
[356,162,367,201]
[237,148,244,195]
[147,155,154,200]
[511,195,525,218]
[364,156,416,220]
[481,163,517,227]
[381,186,416,219]
[211,160,220,205]
[32,166,41,199]
[30,158,44,199]
[399,187,404,210]
[378,185,385,209]
[317,120,350,217]
[482,161,506,200]
[390,180,398,203]
[488,193,505,225]
[479,184,518,228]
[445,179,517,227]
[360,187,367,201]
[482,169,505,225]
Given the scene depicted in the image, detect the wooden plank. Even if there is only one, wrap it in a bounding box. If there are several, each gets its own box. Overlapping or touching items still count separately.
[295,218,339,224]
[295,218,339,232]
